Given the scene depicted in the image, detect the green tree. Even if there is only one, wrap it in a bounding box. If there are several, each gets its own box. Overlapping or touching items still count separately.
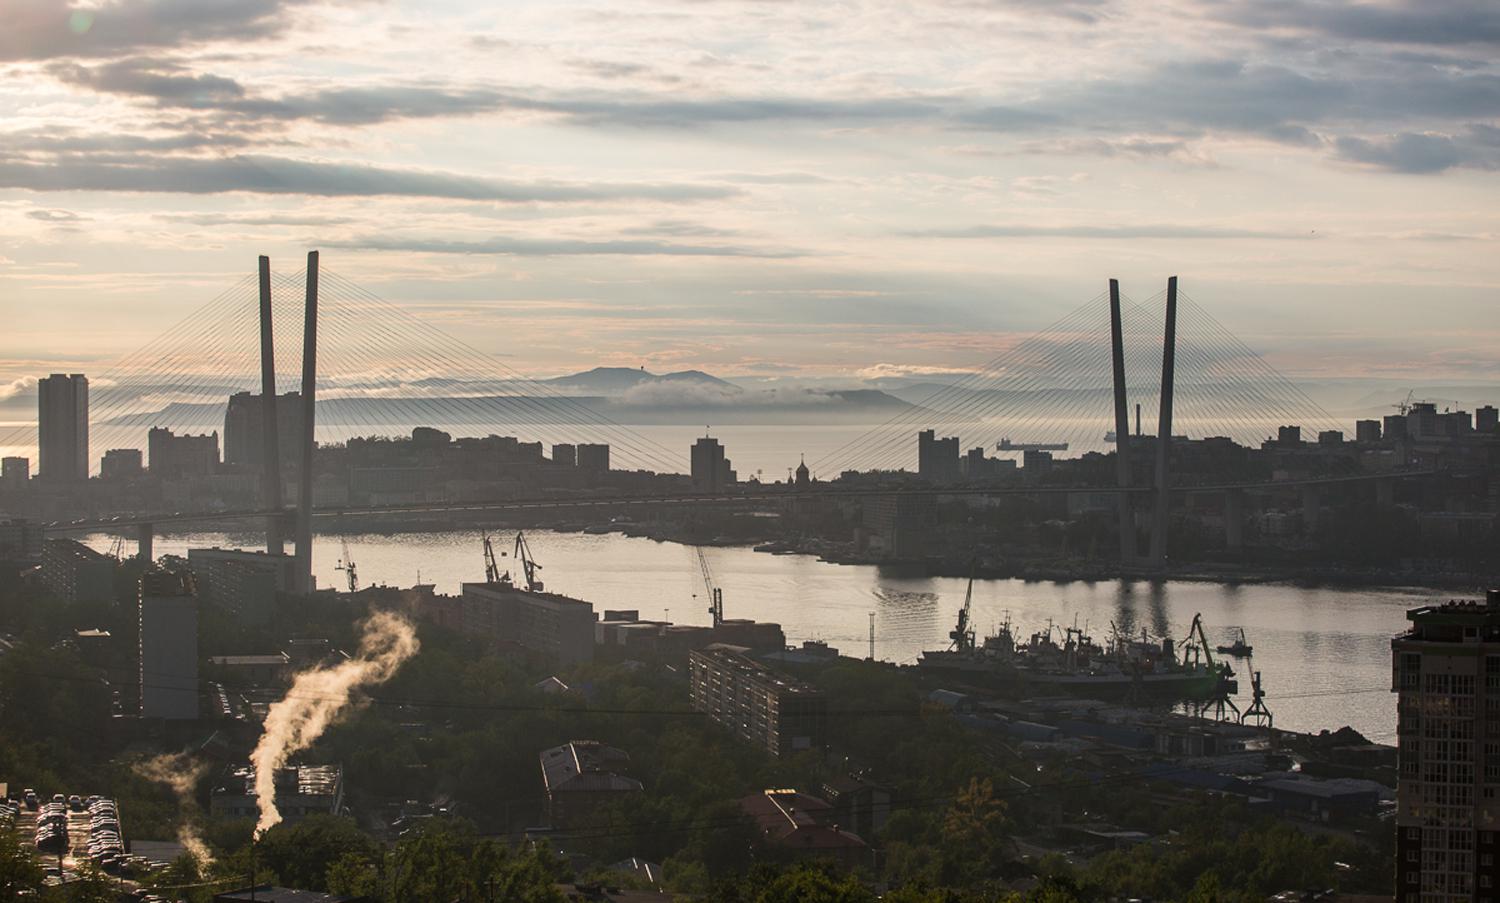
[257,815,381,891]
[941,777,1010,882]
[0,828,43,898]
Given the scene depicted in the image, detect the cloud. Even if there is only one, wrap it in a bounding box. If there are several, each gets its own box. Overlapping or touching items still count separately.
[26,208,86,222]
[857,363,978,381]
[0,376,39,400]
[1335,127,1500,172]
[907,224,1313,239]
[155,212,356,226]
[0,154,739,202]
[322,234,800,258]
[0,0,316,61]
[51,59,517,126]
[1205,0,1500,48]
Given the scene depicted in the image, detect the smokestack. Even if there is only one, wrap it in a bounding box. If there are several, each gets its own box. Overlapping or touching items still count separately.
[250,610,417,835]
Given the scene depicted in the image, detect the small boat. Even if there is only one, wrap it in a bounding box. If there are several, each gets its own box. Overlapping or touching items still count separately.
[1216,627,1253,657]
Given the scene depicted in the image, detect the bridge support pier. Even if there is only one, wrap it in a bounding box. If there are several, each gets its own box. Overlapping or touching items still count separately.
[137,523,154,564]
[294,251,319,594]
[1108,278,1135,562]
[1302,485,1321,534]
[1149,276,1178,568]
[1224,489,1244,551]
[258,255,285,557]
[1376,477,1395,510]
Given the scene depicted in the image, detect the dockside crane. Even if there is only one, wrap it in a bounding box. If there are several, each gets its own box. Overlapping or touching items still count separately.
[482,531,510,586]
[336,537,358,593]
[948,563,976,653]
[697,546,723,628]
[514,531,544,592]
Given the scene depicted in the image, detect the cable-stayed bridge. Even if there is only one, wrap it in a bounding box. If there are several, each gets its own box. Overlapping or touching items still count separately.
[4,254,1433,588]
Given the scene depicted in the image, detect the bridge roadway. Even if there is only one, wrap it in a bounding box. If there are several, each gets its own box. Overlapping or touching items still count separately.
[42,469,1437,534]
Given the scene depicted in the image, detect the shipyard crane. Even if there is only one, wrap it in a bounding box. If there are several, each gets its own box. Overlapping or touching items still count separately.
[513,531,544,592]
[697,546,723,628]
[481,531,510,586]
[336,537,358,593]
[948,563,976,653]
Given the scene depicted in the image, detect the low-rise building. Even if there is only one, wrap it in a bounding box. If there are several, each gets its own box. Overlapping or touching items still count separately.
[207,653,293,687]
[539,740,643,829]
[461,582,596,666]
[0,518,43,561]
[689,644,826,757]
[188,547,296,625]
[41,537,115,603]
[740,789,868,867]
[211,763,344,823]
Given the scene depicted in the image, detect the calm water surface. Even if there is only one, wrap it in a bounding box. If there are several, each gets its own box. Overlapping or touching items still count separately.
[89,528,1447,742]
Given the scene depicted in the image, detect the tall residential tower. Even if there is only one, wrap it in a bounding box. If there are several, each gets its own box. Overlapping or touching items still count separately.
[1393,590,1500,901]
[38,373,88,481]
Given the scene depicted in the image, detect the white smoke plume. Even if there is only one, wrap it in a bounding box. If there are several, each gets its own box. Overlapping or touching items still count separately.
[250,610,419,836]
[135,752,213,865]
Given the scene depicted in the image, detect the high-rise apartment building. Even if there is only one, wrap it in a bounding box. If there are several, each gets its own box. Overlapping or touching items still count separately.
[691,436,736,491]
[223,390,302,471]
[1,456,28,488]
[576,443,610,472]
[689,643,826,757]
[139,568,199,720]
[38,373,88,481]
[917,429,960,484]
[148,427,219,479]
[1392,590,1500,902]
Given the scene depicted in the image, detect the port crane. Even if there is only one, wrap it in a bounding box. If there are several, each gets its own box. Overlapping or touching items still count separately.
[481,531,544,590]
[335,537,358,593]
[513,531,544,592]
[696,546,723,628]
[948,563,976,653]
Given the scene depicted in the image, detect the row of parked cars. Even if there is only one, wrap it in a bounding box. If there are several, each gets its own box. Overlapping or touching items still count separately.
[83,796,128,872]
[34,795,70,854]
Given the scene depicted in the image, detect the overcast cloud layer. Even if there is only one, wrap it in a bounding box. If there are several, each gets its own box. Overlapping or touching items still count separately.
[1,0,1497,386]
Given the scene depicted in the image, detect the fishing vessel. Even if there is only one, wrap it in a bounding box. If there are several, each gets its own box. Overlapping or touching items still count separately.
[918,580,1236,700]
[1216,627,1253,657]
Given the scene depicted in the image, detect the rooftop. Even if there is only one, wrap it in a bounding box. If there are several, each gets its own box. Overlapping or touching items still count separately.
[219,763,342,799]
[540,741,643,795]
[691,644,821,696]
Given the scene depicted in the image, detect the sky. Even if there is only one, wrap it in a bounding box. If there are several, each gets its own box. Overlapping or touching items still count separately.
[1,0,1498,403]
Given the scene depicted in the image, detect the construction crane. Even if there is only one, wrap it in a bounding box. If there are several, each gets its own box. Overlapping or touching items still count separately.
[697,546,723,628]
[514,531,544,592]
[335,537,358,593]
[948,562,976,653]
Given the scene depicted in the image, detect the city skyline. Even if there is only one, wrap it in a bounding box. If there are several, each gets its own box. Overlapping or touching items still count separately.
[3,0,1499,397]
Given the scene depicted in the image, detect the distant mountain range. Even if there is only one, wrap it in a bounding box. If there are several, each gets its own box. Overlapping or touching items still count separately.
[99,367,922,428]
[543,367,736,394]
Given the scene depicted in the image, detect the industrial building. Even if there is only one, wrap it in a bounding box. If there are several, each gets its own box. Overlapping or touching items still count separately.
[539,740,643,828]
[211,763,344,823]
[37,373,88,481]
[460,581,596,666]
[139,568,199,720]
[41,538,115,604]
[1391,590,1500,901]
[689,644,826,757]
